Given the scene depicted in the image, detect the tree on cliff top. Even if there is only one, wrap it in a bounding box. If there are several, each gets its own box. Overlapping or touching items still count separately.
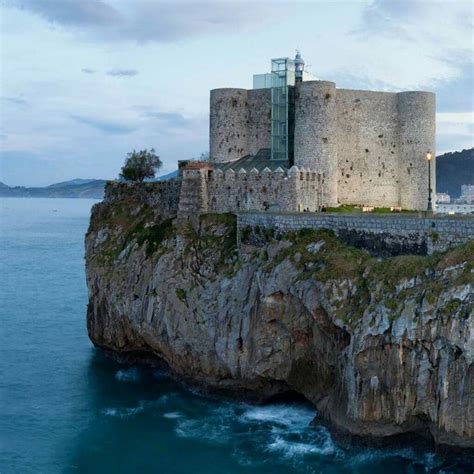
[119,149,162,182]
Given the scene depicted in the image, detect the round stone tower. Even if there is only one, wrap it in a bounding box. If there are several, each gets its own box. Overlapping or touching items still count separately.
[294,80,338,207]
[210,88,249,163]
[397,91,436,210]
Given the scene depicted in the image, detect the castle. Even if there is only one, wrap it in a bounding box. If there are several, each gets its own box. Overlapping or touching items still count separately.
[178,53,436,223]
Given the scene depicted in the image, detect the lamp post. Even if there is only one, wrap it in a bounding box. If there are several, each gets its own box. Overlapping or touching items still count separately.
[426,152,433,212]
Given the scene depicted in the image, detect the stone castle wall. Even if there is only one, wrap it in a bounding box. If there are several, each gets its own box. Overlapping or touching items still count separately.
[294,81,339,207]
[335,90,400,207]
[397,92,436,210]
[104,180,180,219]
[238,211,474,256]
[334,89,435,210]
[207,167,321,213]
[210,81,435,210]
[210,88,270,163]
[176,165,323,219]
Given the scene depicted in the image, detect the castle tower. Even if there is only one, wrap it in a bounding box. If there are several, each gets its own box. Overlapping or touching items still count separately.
[210,88,249,163]
[397,92,436,210]
[294,81,338,207]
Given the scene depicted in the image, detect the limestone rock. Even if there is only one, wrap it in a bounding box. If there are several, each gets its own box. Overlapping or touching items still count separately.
[85,197,474,452]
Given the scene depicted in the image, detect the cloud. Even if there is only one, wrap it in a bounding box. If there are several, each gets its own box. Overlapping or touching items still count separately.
[2,96,29,107]
[347,0,474,94]
[69,115,136,134]
[107,69,139,77]
[81,68,96,74]
[5,0,271,43]
[437,111,474,153]
[432,60,474,113]
[6,0,119,26]
[144,111,189,128]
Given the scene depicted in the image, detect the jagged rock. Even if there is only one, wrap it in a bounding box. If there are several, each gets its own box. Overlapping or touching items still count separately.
[307,240,325,254]
[85,197,474,452]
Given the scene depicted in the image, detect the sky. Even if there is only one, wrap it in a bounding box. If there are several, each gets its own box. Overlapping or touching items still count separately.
[1,0,473,187]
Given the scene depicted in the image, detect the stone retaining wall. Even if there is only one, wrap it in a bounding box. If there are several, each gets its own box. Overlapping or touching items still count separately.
[104,180,181,219]
[238,211,474,255]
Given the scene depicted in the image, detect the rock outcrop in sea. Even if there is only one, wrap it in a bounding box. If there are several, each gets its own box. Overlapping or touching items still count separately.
[85,185,473,451]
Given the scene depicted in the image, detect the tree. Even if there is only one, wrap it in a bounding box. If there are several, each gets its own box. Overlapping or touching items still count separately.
[119,149,162,182]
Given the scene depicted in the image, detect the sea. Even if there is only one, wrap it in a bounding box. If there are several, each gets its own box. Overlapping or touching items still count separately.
[0,197,471,473]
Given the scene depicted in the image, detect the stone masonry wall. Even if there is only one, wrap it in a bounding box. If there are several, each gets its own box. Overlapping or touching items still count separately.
[210,88,271,163]
[207,167,321,213]
[238,211,474,256]
[336,90,401,207]
[209,81,435,211]
[397,92,436,210]
[247,89,271,156]
[104,181,180,219]
[294,81,339,207]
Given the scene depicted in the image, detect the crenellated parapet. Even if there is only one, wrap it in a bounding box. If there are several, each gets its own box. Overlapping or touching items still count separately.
[206,165,322,213]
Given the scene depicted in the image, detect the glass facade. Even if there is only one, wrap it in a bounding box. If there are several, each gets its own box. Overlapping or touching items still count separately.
[252,73,273,89]
[271,58,295,164]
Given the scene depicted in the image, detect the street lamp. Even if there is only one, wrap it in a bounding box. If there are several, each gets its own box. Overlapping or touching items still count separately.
[426,152,433,212]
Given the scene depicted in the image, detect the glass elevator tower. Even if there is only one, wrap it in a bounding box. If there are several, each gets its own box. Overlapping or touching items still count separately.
[270,58,295,164]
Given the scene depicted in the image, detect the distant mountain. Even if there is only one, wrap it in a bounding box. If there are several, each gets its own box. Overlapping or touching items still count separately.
[0,179,107,199]
[0,170,180,199]
[47,178,100,188]
[437,148,474,197]
[156,170,178,181]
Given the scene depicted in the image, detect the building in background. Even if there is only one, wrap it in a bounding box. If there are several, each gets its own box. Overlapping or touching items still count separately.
[435,193,451,203]
[460,184,474,203]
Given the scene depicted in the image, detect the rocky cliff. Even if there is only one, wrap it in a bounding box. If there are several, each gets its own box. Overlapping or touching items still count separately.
[85,187,474,451]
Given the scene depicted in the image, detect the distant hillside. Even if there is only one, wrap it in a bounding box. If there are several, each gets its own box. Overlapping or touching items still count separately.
[156,170,178,181]
[0,179,107,199]
[437,148,474,197]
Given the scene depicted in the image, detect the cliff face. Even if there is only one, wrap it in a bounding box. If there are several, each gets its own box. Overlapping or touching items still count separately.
[85,190,474,451]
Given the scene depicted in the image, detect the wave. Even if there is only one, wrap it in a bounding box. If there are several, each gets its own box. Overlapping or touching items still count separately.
[267,435,336,457]
[115,367,140,383]
[101,394,445,472]
[175,419,232,444]
[163,412,183,419]
[240,404,315,430]
[101,394,170,419]
[102,406,144,418]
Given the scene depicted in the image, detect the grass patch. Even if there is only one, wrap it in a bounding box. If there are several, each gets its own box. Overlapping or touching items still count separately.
[441,298,462,315]
[134,218,174,256]
[176,288,187,303]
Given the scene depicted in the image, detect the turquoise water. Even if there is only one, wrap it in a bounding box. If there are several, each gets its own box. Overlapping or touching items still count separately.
[0,198,470,473]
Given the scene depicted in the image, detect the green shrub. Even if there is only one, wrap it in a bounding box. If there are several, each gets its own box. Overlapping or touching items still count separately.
[176,288,187,302]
